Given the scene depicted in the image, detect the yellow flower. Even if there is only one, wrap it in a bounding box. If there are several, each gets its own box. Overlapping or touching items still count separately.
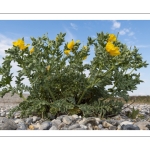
[13,39,30,50]
[108,34,116,42]
[46,65,50,71]
[83,46,87,50]
[67,40,75,50]
[105,42,115,52]
[29,47,34,54]
[82,56,87,60]
[64,50,71,55]
[105,42,120,56]
[109,50,120,56]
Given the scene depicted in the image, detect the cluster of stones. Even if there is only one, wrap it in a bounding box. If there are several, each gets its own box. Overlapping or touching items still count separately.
[1,104,150,130]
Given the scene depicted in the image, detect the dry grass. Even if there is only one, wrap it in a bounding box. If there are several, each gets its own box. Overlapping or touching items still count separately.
[116,95,150,105]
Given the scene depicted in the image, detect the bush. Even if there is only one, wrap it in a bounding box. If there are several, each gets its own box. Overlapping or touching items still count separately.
[0,32,148,118]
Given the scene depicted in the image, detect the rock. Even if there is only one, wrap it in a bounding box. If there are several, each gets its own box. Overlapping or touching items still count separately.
[93,126,100,130]
[134,121,150,130]
[109,126,117,130]
[87,123,93,130]
[79,117,97,126]
[62,116,72,125]
[28,125,35,130]
[98,124,103,130]
[102,121,113,128]
[117,125,122,130]
[17,123,27,130]
[73,128,86,130]
[120,121,133,126]
[51,119,61,128]
[0,112,6,117]
[49,126,58,130]
[14,111,21,119]
[146,124,150,130]
[32,116,40,123]
[95,118,101,124]
[39,121,52,130]
[14,119,24,124]
[80,124,88,130]
[0,117,17,130]
[121,124,140,130]
[58,122,67,130]
[112,115,122,120]
[31,123,41,130]
[107,119,120,126]
[72,114,79,120]
[68,124,80,130]
[25,117,33,125]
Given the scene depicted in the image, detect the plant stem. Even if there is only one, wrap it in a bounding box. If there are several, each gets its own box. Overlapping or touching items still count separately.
[77,65,115,105]
[48,88,56,101]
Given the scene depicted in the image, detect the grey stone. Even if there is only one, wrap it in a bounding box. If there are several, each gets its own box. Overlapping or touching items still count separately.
[73,128,86,130]
[72,114,79,120]
[32,116,40,123]
[17,123,27,130]
[39,121,52,130]
[25,117,33,125]
[62,116,72,125]
[109,126,117,130]
[102,121,113,128]
[0,112,6,117]
[146,124,150,130]
[120,121,133,126]
[49,126,58,130]
[51,119,61,128]
[68,124,80,130]
[80,117,97,126]
[98,124,103,129]
[14,119,24,124]
[0,117,17,130]
[58,122,67,130]
[87,123,93,130]
[121,124,140,130]
[80,124,88,130]
[14,111,21,119]
[134,121,150,130]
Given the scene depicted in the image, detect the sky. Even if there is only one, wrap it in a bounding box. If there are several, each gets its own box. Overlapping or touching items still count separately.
[0,20,150,96]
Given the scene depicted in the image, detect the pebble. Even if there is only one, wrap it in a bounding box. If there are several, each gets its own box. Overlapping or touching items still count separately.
[1,103,150,130]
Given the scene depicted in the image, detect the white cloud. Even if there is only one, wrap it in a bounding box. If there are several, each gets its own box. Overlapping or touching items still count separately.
[119,28,129,35]
[0,34,14,57]
[128,32,134,36]
[64,28,76,42]
[70,23,78,30]
[112,20,121,30]
[136,45,150,48]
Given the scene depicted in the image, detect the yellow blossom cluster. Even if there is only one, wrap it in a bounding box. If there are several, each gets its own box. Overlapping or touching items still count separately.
[105,34,120,56]
[13,39,30,50]
[13,39,34,54]
[64,40,87,60]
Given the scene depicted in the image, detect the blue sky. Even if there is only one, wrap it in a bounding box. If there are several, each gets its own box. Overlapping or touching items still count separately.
[0,20,150,96]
